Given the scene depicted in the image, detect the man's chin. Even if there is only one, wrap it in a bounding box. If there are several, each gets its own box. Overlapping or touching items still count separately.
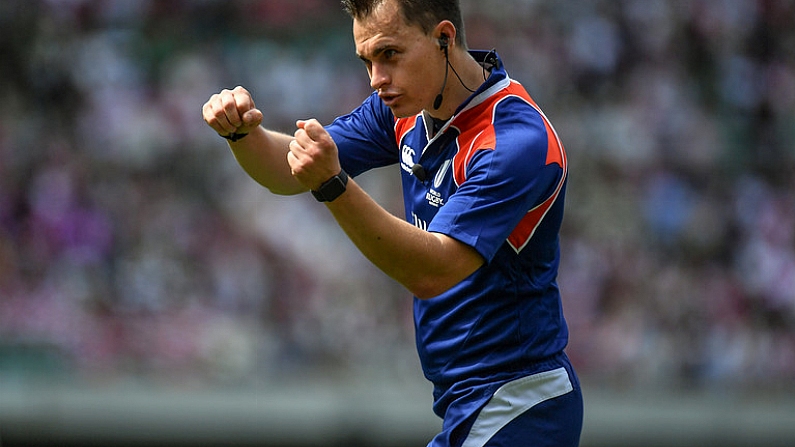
[381,97,424,118]
[390,105,423,118]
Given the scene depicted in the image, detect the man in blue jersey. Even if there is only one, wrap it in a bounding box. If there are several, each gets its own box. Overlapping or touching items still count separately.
[202,0,583,445]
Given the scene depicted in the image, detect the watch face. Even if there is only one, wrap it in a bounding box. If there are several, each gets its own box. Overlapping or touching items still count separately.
[312,171,348,202]
[322,177,345,200]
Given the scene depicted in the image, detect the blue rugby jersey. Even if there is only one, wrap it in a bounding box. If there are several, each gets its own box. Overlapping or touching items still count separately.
[326,51,571,420]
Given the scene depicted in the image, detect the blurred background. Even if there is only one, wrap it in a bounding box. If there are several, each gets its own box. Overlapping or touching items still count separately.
[1,0,794,446]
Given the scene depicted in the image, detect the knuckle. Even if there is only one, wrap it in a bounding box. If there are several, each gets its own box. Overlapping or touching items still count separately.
[221,95,235,109]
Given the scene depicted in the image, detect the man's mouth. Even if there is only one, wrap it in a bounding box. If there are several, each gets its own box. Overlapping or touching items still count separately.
[379,93,400,106]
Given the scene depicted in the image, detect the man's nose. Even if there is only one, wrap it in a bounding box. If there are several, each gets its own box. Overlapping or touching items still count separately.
[370,64,389,90]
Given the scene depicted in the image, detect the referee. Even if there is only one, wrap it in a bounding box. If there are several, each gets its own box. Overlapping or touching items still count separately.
[203,1,583,445]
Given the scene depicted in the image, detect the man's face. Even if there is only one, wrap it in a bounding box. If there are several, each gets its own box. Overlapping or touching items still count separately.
[353,0,444,118]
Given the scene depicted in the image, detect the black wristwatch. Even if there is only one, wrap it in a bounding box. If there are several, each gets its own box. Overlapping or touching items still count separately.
[311,170,349,202]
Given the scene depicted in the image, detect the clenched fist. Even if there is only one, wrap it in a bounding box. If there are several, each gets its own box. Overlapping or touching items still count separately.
[202,86,264,138]
[288,119,342,191]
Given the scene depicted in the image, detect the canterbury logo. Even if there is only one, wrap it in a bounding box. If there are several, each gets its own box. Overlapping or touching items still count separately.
[401,144,416,172]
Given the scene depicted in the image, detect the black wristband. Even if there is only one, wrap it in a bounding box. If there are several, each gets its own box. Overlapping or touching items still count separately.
[221,132,249,142]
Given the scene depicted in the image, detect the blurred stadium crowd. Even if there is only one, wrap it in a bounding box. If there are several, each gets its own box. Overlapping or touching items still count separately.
[1,0,794,393]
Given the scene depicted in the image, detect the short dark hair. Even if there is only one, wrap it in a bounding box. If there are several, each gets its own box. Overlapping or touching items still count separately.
[341,0,466,47]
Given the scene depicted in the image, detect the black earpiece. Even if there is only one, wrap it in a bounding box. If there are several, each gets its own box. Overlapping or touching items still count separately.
[439,34,449,50]
[434,34,451,110]
[432,32,478,110]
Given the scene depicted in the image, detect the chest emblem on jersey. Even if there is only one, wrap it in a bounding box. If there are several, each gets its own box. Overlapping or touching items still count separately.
[433,159,452,189]
[426,159,452,208]
[401,144,417,174]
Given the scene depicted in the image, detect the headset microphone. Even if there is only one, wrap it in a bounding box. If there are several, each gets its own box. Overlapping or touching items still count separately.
[433,34,450,110]
[411,163,427,182]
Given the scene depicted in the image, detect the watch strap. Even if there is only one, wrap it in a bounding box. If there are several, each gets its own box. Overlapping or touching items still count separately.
[221,132,249,142]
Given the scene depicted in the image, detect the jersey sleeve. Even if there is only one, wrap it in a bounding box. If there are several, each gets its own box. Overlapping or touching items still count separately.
[427,98,566,262]
[325,92,399,177]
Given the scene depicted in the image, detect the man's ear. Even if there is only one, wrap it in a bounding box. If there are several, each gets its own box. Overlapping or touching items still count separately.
[433,21,457,47]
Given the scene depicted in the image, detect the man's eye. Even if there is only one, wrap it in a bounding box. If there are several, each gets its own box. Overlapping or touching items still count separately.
[384,49,397,59]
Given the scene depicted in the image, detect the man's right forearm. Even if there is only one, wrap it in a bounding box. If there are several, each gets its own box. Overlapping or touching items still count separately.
[227,126,307,196]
